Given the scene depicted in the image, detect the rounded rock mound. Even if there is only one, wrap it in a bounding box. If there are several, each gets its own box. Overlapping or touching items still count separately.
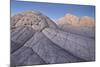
[11,11,57,31]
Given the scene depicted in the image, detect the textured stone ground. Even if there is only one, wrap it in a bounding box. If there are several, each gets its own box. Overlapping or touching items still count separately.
[11,11,95,67]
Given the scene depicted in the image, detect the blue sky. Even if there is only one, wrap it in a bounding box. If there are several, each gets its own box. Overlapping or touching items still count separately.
[11,0,95,21]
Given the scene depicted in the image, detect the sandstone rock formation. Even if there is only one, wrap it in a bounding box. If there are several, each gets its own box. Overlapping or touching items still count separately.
[11,11,95,67]
[57,14,95,38]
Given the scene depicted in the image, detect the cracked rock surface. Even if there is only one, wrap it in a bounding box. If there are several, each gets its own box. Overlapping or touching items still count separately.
[11,11,95,67]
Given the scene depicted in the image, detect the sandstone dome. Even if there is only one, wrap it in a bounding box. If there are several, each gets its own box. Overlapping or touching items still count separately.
[79,16,95,27]
[57,14,80,27]
[57,14,95,38]
[57,14,95,27]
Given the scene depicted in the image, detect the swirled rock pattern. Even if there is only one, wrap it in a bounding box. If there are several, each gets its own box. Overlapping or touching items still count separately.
[11,11,95,67]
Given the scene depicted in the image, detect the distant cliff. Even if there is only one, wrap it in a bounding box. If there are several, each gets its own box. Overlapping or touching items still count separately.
[56,14,95,38]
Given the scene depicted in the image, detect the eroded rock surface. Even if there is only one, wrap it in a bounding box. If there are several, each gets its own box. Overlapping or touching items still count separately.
[11,11,95,67]
[42,28,95,61]
[11,11,57,32]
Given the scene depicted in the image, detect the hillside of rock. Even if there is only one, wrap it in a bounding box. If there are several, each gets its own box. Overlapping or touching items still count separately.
[11,11,95,67]
[57,14,95,38]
